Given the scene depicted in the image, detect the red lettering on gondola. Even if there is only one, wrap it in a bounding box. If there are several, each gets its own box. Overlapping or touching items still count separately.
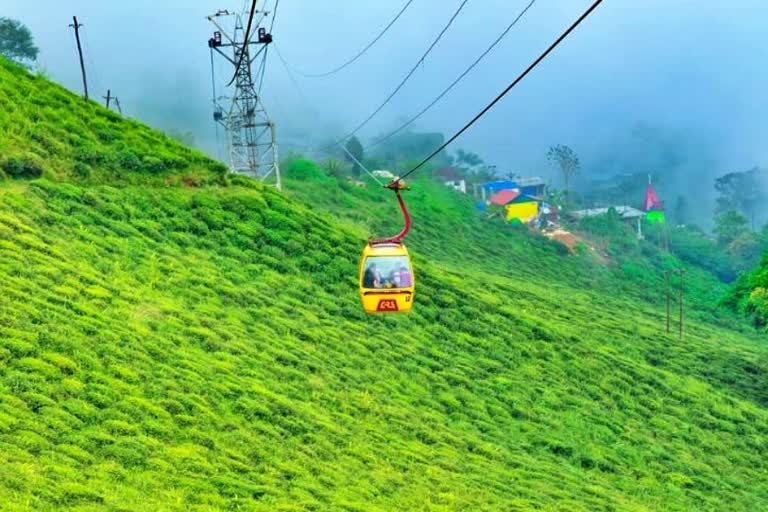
[377,299,399,312]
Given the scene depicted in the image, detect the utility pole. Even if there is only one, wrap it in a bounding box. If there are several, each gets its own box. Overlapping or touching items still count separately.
[103,91,122,115]
[69,16,89,100]
[665,271,671,334]
[678,269,685,340]
[663,269,685,338]
[206,9,281,189]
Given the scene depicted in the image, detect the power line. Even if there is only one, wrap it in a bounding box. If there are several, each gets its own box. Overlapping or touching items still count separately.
[256,46,269,95]
[329,0,471,148]
[273,44,385,186]
[258,0,278,95]
[291,0,415,78]
[369,0,537,150]
[399,0,604,181]
[273,44,316,116]
[79,26,104,99]
[269,0,280,33]
[228,0,258,86]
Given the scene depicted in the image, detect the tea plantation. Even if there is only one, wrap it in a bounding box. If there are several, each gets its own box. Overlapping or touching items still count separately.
[1,58,767,511]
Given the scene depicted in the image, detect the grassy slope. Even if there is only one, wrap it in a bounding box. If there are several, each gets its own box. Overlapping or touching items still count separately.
[0,61,767,511]
[0,58,225,184]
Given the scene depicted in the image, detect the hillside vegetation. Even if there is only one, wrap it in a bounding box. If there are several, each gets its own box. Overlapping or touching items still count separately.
[1,58,768,511]
[727,254,768,329]
[0,58,225,184]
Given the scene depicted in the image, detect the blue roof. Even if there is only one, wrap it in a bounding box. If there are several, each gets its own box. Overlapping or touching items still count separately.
[482,180,517,192]
[483,178,545,192]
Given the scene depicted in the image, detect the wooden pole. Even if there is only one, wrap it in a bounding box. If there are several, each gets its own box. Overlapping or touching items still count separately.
[665,271,670,334]
[104,89,111,109]
[69,16,89,100]
[678,270,685,340]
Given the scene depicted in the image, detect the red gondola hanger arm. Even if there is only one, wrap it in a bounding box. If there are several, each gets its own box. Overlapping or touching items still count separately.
[369,180,411,245]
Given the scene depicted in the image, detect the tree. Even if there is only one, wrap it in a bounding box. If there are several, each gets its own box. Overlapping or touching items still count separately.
[468,165,498,186]
[455,149,483,168]
[714,210,749,248]
[714,168,766,229]
[547,145,580,199]
[323,158,347,179]
[0,18,38,64]
[344,136,364,178]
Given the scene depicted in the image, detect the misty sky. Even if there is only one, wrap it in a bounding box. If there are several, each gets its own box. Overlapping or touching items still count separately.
[4,1,768,222]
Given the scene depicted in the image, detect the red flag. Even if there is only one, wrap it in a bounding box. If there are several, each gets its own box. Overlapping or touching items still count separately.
[644,184,663,212]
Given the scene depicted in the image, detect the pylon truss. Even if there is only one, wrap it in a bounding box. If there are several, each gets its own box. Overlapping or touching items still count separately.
[207,9,280,189]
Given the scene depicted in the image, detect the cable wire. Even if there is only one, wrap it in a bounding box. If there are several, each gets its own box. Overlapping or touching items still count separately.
[273,44,385,186]
[269,0,280,33]
[291,0,415,78]
[257,46,269,95]
[274,44,314,112]
[398,0,604,181]
[228,0,258,86]
[329,0,471,148]
[369,0,537,150]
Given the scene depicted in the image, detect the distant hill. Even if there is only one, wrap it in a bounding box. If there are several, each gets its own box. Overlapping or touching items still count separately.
[1,57,767,511]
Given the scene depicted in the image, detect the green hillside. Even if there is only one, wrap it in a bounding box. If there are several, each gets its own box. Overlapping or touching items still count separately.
[0,58,225,184]
[1,59,768,511]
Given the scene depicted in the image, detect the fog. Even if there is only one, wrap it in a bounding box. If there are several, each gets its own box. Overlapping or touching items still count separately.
[5,1,768,225]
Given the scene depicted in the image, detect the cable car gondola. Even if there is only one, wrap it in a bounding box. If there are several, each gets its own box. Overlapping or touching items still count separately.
[358,180,415,314]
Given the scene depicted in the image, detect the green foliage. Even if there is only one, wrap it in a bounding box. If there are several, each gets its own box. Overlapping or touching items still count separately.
[455,149,483,168]
[344,136,364,178]
[284,158,329,182]
[372,130,452,169]
[322,158,348,179]
[165,128,196,147]
[0,54,768,511]
[0,56,225,183]
[669,225,736,281]
[0,18,38,64]
[576,208,638,256]
[715,210,749,247]
[715,167,766,224]
[726,253,768,328]
[711,210,766,273]
[547,144,580,197]
[1,153,44,179]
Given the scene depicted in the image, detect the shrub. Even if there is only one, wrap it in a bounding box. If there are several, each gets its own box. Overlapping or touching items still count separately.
[115,149,141,170]
[285,158,326,181]
[72,161,91,178]
[2,154,44,179]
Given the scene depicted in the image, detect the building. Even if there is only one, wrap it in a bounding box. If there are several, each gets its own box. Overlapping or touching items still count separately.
[489,189,540,223]
[482,177,546,200]
[434,167,467,194]
[569,206,645,221]
[569,206,646,239]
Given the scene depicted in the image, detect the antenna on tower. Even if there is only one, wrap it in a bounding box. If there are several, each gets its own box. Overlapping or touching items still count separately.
[207,8,281,189]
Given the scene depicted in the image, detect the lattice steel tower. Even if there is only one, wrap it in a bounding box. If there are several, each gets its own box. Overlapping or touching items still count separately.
[207,10,280,188]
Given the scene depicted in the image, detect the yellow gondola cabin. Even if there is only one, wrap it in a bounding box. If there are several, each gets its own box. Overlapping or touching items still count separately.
[359,242,415,313]
[358,179,415,314]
